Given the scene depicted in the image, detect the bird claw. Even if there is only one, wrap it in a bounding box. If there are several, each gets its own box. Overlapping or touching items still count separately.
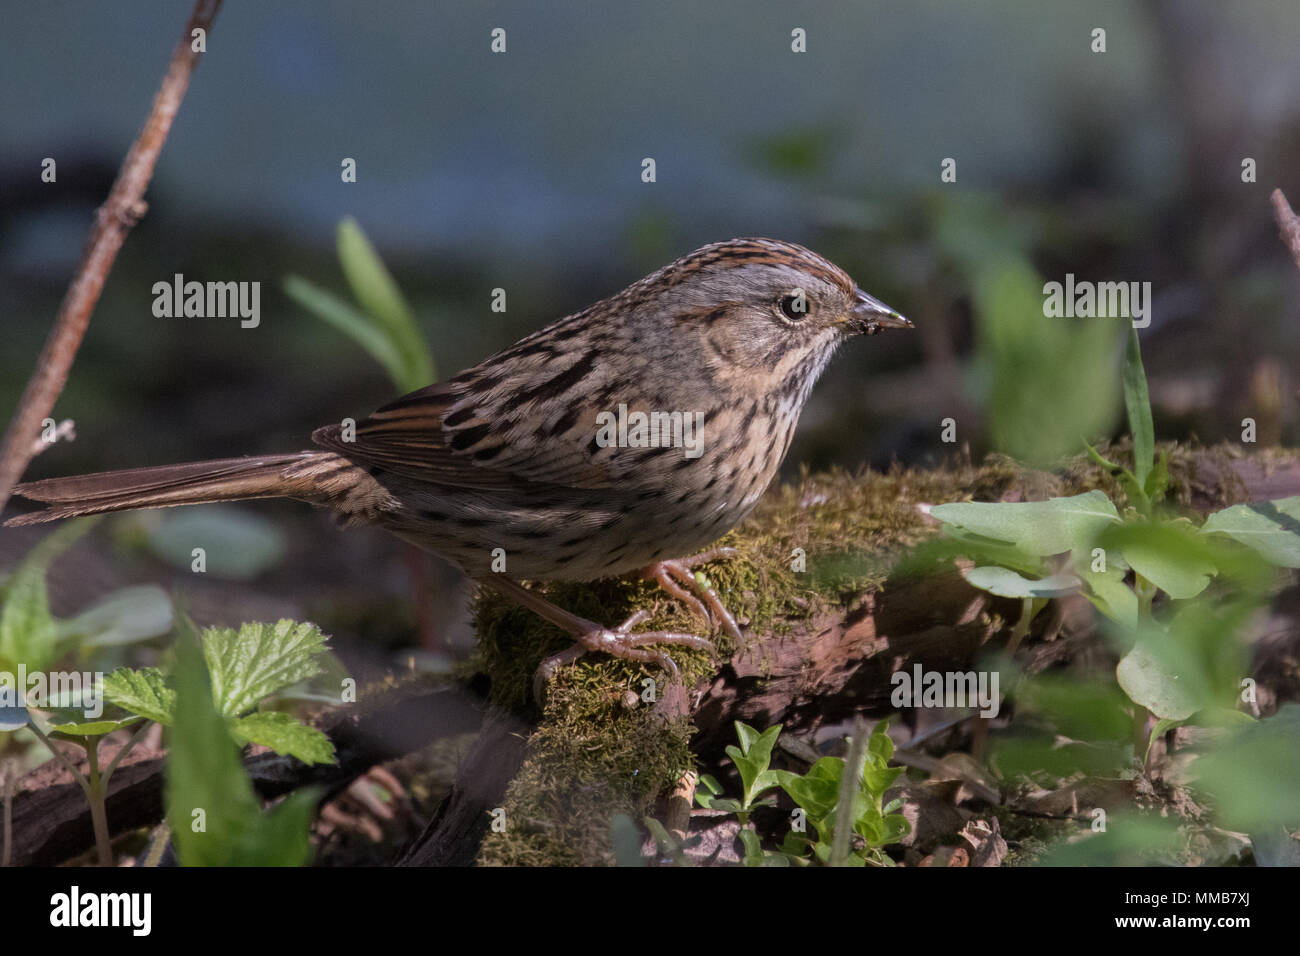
[532,609,715,706]
[644,548,743,642]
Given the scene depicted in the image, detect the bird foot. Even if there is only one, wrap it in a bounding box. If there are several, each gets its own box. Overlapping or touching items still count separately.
[532,610,714,705]
[643,547,742,642]
[478,576,717,705]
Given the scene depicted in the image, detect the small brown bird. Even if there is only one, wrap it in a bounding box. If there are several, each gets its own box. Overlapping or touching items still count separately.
[8,238,911,696]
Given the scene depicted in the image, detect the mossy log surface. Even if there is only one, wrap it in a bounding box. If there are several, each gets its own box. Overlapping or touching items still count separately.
[11,444,1290,866]
[406,443,1275,867]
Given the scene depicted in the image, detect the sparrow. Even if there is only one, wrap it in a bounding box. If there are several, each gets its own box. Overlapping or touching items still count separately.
[8,238,912,699]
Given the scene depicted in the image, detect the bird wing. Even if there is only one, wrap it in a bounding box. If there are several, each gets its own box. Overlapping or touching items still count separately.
[311,362,625,492]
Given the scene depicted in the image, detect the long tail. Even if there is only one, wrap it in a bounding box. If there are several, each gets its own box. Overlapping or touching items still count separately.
[5,451,354,527]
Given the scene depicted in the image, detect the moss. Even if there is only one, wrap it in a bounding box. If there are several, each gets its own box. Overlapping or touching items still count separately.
[468,443,1247,865]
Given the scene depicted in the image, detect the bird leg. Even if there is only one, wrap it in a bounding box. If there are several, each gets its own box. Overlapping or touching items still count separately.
[480,576,715,704]
[642,547,742,642]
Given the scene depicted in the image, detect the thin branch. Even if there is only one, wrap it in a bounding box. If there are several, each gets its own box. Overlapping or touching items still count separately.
[1272,188,1300,274]
[0,0,223,513]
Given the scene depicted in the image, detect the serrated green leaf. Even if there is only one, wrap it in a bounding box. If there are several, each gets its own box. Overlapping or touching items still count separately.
[203,620,329,718]
[229,711,335,765]
[931,491,1120,556]
[964,566,1083,598]
[103,667,176,725]
[1201,498,1300,568]
[166,627,317,866]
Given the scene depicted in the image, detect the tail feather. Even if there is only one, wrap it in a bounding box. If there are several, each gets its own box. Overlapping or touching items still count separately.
[6,452,331,526]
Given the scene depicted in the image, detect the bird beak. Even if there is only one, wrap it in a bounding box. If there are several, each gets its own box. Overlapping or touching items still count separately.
[851,287,912,335]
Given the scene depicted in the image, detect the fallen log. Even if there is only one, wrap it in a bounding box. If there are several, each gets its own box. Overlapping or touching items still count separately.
[9,444,1293,866]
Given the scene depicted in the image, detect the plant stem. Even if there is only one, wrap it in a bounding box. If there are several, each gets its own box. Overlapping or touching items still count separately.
[830,717,869,867]
[25,722,90,795]
[101,720,152,788]
[83,741,113,866]
[1006,598,1036,654]
[1135,573,1156,619]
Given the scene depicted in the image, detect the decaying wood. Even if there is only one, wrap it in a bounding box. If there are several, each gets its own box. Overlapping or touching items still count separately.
[10,447,1300,866]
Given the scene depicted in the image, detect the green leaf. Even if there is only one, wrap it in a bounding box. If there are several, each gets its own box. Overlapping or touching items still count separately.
[166,627,317,867]
[43,706,145,738]
[972,256,1122,464]
[1123,324,1155,489]
[725,722,783,810]
[284,275,410,388]
[1144,448,1170,503]
[697,773,723,796]
[0,520,96,672]
[1117,641,1203,721]
[336,217,434,391]
[0,552,55,674]
[775,757,844,824]
[867,720,895,765]
[103,667,175,725]
[1145,717,1183,763]
[229,711,335,766]
[202,620,330,718]
[964,566,1082,598]
[1191,704,1300,834]
[1201,498,1300,568]
[1077,561,1138,629]
[1101,522,1216,600]
[738,827,765,867]
[931,490,1120,556]
[54,585,173,649]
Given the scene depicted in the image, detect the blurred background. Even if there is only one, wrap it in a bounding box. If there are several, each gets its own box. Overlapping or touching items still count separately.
[3,0,1300,658]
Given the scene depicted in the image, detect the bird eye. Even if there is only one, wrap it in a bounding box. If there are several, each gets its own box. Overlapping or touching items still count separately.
[779,292,809,321]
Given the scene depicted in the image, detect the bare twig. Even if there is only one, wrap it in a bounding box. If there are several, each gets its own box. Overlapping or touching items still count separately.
[1272,188,1300,274]
[0,0,222,513]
